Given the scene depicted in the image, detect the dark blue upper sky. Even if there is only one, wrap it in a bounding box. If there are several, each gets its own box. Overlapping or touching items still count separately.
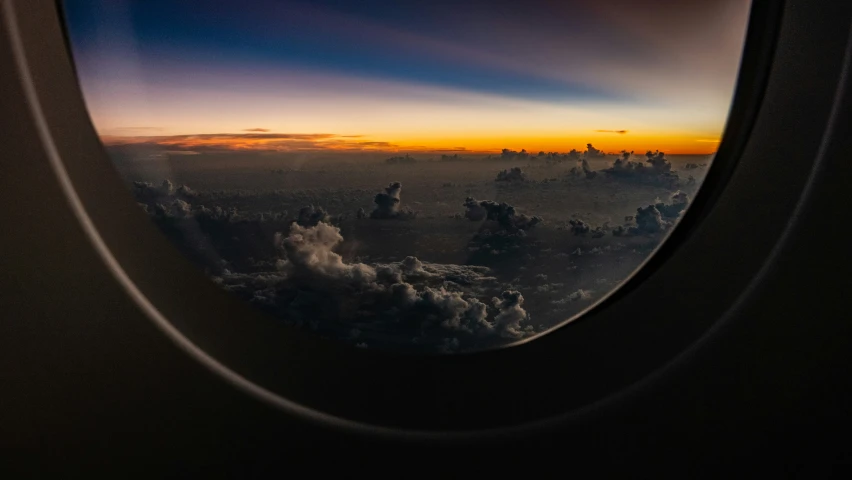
[62,0,742,105]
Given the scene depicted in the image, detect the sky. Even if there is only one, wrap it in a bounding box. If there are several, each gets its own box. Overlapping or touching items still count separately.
[62,0,752,155]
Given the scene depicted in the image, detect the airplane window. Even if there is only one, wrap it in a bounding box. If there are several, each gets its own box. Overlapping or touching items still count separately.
[60,0,751,354]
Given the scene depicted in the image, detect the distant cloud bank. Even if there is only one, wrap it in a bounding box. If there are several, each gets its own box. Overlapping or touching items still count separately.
[99,132,403,153]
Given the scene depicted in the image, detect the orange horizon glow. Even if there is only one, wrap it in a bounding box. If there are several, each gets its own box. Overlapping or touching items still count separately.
[99,132,722,156]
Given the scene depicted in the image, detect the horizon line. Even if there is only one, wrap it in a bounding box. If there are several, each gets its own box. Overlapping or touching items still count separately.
[97,133,720,156]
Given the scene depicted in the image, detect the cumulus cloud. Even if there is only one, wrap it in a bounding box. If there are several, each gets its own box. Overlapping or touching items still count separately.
[133,179,199,206]
[489,148,585,163]
[585,143,605,158]
[372,181,401,218]
[296,205,331,227]
[128,181,536,348]
[568,219,608,238]
[552,289,593,305]
[133,179,172,198]
[275,222,378,287]
[568,219,591,235]
[671,190,690,205]
[495,167,527,182]
[161,198,194,218]
[645,150,671,172]
[614,150,633,166]
[462,199,543,258]
[384,154,417,164]
[134,179,305,232]
[635,204,670,233]
[491,291,533,339]
[567,165,584,177]
[581,158,598,179]
[612,204,671,236]
[463,196,487,221]
[499,149,530,161]
[608,190,691,237]
[601,149,679,187]
[479,200,542,233]
[416,287,491,333]
[370,182,417,219]
[216,221,536,350]
[655,190,690,219]
[175,184,195,197]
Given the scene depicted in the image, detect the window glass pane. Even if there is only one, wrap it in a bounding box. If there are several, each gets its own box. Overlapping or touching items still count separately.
[61,0,751,353]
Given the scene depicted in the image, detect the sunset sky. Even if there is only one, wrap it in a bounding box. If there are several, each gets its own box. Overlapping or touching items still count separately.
[62,0,751,155]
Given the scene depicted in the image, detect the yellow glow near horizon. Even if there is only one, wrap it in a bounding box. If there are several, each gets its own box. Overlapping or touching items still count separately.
[83,50,731,156]
[99,132,721,155]
[90,80,727,155]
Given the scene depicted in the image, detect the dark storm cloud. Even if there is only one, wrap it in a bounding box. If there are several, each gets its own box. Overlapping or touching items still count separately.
[594,130,628,134]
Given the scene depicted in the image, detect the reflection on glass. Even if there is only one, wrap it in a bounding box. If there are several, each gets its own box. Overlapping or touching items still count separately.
[62,0,751,353]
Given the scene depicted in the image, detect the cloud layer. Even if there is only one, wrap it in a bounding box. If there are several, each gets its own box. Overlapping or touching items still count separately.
[130,179,539,351]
